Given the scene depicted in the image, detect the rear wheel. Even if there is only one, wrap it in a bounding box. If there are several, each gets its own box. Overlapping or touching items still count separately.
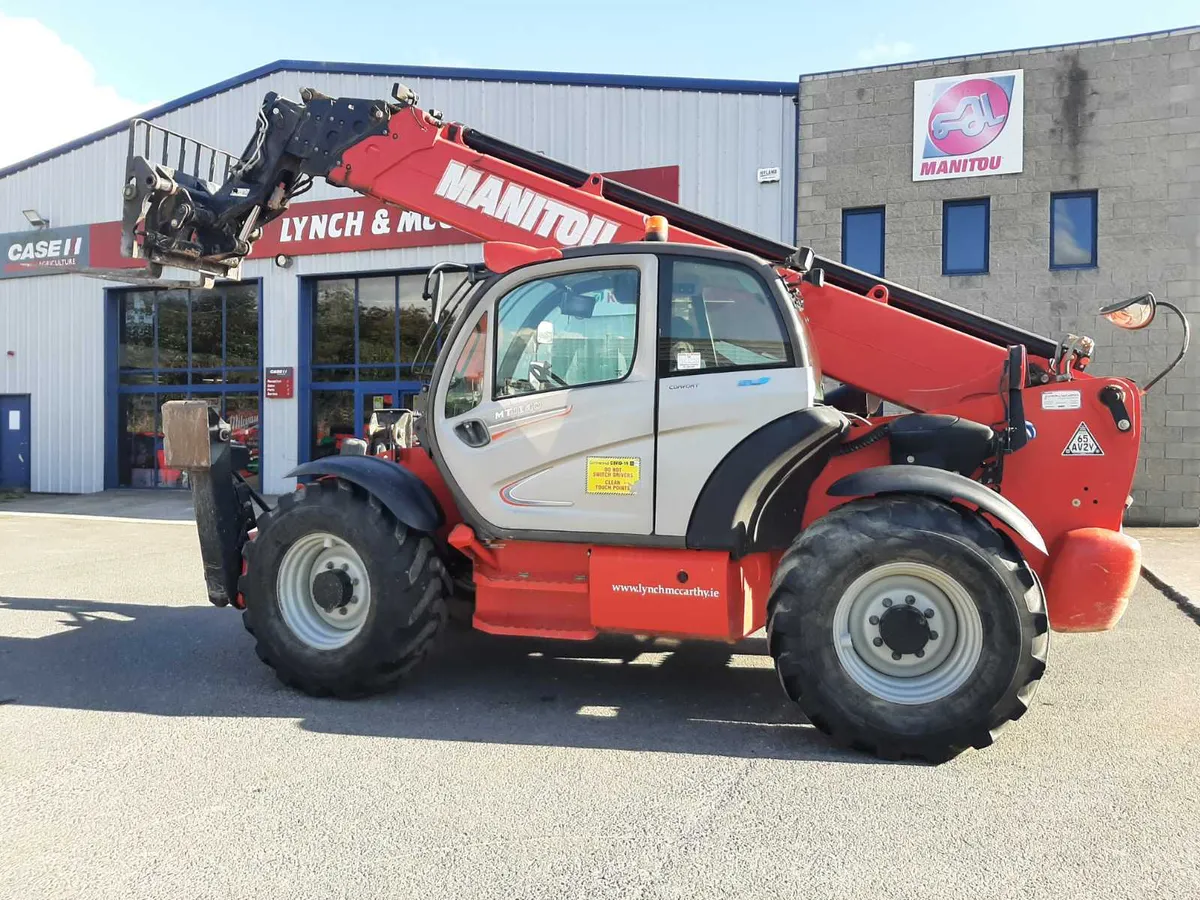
[241,478,448,697]
[768,496,1048,762]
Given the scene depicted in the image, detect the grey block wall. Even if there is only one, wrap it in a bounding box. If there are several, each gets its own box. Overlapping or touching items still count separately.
[798,27,1200,525]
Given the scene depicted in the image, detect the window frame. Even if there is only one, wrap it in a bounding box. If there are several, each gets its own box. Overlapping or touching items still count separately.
[309,270,451,383]
[489,265,642,402]
[841,205,886,277]
[942,198,991,276]
[1049,190,1099,271]
[657,256,795,379]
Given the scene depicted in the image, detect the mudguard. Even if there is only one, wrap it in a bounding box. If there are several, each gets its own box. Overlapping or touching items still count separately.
[827,464,1047,555]
[287,455,444,534]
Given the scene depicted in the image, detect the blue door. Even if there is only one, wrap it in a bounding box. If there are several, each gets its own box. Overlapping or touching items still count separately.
[0,395,31,490]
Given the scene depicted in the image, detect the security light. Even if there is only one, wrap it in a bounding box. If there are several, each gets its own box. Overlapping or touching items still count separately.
[22,209,50,230]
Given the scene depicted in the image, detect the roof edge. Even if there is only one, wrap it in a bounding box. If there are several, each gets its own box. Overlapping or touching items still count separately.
[0,60,796,180]
[800,24,1200,81]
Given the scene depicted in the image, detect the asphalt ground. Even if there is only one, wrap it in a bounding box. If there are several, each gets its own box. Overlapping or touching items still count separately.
[2,512,1199,900]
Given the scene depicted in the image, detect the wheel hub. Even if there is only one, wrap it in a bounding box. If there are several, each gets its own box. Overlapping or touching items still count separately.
[276,531,372,650]
[831,562,984,705]
[878,605,931,656]
[312,569,354,612]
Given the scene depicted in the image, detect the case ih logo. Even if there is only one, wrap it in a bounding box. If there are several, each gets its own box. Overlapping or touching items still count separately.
[912,70,1024,182]
[1,226,90,278]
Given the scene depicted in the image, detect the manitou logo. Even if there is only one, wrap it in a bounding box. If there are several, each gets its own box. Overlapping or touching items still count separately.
[912,70,1024,182]
[434,161,620,247]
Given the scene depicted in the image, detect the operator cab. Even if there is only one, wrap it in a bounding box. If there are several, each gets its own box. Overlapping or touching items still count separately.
[424,241,843,549]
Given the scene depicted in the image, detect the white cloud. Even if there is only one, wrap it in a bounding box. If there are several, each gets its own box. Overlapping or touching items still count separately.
[0,14,156,167]
[856,41,916,66]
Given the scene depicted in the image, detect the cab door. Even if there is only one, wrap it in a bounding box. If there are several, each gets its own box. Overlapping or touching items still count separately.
[432,254,658,536]
[654,255,818,536]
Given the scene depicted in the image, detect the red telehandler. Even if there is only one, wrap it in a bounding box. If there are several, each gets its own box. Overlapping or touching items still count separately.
[121,83,1189,761]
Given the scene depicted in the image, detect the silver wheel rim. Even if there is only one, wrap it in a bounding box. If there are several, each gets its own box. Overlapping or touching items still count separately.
[276,531,371,650]
[832,561,983,705]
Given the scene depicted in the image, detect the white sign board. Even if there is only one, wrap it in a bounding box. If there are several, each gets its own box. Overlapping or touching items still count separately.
[912,69,1023,181]
[756,166,781,184]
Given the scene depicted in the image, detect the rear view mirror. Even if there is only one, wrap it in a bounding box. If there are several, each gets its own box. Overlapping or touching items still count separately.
[1100,293,1156,331]
[560,291,597,319]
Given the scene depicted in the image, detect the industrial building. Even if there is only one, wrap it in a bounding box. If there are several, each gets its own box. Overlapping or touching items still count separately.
[798,26,1200,524]
[0,25,1196,524]
[0,64,797,497]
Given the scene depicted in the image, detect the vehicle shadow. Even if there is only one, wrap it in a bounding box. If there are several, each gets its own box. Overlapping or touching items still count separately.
[0,595,892,765]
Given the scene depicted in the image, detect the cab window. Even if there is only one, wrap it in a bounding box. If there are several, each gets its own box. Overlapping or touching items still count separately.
[660,259,793,375]
[494,268,639,399]
[443,312,488,418]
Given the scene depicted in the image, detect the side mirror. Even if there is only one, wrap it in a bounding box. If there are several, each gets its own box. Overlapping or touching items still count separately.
[1098,291,1192,393]
[425,270,446,322]
[1099,293,1156,331]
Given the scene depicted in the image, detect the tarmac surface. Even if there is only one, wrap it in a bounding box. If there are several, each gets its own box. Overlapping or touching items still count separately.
[1,502,1199,899]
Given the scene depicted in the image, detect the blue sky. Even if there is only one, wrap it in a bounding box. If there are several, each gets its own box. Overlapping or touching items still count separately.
[0,0,1196,165]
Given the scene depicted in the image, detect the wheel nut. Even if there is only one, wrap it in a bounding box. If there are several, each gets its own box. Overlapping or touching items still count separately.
[929,631,938,640]
[325,561,334,569]
[924,608,935,618]
[891,652,902,661]
[915,649,925,658]
[905,595,915,605]
[869,615,879,625]
[872,637,883,647]
[352,578,359,586]
[341,563,349,570]
[337,607,348,616]
[882,598,893,607]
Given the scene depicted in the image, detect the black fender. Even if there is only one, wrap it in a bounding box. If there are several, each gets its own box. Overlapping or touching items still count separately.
[287,455,444,534]
[687,406,848,555]
[827,464,1047,555]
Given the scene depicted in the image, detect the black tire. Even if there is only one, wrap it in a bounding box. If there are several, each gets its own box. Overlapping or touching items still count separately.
[767,495,1048,762]
[240,478,449,698]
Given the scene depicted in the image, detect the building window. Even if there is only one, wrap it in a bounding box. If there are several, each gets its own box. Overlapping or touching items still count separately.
[660,259,792,375]
[307,270,465,461]
[1051,191,1098,269]
[494,268,640,398]
[842,206,885,277]
[310,271,463,383]
[113,282,260,490]
[942,199,990,275]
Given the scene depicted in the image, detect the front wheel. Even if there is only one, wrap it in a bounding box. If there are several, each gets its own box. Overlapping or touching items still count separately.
[241,478,448,698]
[768,496,1048,762]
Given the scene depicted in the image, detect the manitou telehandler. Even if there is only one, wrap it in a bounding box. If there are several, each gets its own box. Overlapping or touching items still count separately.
[120,83,1189,761]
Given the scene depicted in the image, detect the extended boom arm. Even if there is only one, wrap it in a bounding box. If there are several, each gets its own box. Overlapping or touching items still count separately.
[121,84,1074,410]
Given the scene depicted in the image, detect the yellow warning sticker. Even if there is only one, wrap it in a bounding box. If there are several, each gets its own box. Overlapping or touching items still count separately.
[586,456,641,495]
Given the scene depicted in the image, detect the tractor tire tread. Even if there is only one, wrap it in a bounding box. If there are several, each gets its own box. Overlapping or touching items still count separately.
[767,495,1048,763]
[239,477,448,699]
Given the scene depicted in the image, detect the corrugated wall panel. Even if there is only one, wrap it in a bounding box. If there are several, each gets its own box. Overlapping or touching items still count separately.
[0,274,105,492]
[0,69,795,494]
[0,72,796,239]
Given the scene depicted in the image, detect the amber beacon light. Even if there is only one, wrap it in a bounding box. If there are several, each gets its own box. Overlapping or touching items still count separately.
[644,215,669,241]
